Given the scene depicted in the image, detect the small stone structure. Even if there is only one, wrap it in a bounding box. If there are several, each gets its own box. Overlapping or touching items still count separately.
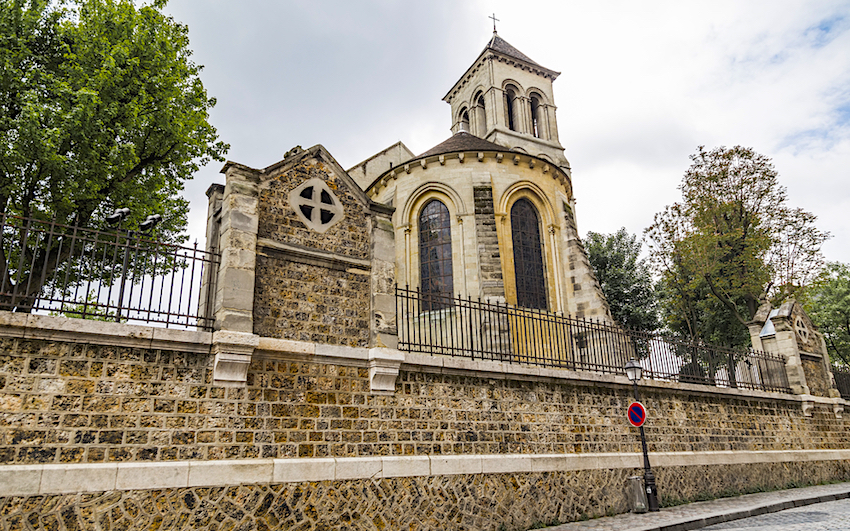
[749,299,843,417]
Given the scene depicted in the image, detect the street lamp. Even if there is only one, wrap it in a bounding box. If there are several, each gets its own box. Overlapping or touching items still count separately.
[625,358,660,512]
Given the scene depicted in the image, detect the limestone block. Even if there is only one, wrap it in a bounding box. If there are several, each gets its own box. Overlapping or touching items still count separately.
[116,461,189,490]
[212,331,260,385]
[40,463,117,494]
[430,455,482,476]
[0,465,42,496]
[0,310,27,336]
[189,459,273,487]
[315,344,369,361]
[257,337,316,356]
[274,458,335,483]
[228,209,259,234]
[335,457,383,481]
[381,456,430,478]
[801,397,814,417]
[481,454,533,474]
[215,310,253,334]
[368,347,405,394]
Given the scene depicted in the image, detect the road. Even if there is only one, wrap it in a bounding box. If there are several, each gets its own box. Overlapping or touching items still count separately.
[702,498,850,530]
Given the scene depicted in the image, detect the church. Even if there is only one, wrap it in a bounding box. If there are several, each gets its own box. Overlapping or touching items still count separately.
[205,30,614,355]
[345,31,611,324]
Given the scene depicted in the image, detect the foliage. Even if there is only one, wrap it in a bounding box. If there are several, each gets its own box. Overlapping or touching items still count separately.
[0,0,227,309]
[800,262,850,366]
[646,145,828,348]
[584,228,659,333]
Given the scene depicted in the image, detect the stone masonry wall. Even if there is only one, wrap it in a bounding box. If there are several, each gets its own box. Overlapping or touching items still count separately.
[252,255,370,346]
[2,461,849,531]
[257,158,369,261]
[1,337,848,466]
[473,185,505,300]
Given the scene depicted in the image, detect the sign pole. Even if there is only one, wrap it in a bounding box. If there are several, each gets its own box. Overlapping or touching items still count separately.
[632,382,659,512]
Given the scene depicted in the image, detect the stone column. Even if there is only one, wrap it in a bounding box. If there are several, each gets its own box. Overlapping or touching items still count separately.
[210,162,261,385]
[198,184,224,329]
[370,203,397,349]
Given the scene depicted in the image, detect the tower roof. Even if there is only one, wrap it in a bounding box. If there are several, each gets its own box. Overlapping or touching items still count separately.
[443,33,559,103]
[418,132,506,158]
[485,33,541,67]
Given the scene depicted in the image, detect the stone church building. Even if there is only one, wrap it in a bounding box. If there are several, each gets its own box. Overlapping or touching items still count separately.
[219,31,612,340]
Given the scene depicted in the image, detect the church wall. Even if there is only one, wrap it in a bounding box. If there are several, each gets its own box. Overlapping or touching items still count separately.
[371,150,611,322]
[346,141,415,192]
[256,157,370,262]
[252,153,374,343]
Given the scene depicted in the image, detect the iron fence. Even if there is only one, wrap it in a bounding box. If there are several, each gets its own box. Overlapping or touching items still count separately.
[397,286,791,393]
[0,214,218,330]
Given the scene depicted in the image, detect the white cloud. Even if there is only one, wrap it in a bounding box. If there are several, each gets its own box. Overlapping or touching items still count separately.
[166,0,850,264]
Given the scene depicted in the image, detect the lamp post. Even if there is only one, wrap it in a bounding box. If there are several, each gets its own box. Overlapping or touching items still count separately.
[625,358,660,512]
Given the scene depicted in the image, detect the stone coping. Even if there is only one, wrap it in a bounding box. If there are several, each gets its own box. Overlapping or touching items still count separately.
[0,311,844,409]
[1,450,848,497]
[0,311,212,353]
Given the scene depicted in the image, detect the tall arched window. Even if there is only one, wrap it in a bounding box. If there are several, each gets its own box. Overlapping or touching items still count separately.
[511,199,547,309]
[460,108,470,132]
[530,95,542,138]
[419,200,454,310]
[476,93,487,135]
[505,87,517,131]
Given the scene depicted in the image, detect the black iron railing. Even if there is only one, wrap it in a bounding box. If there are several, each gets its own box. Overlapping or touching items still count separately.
[397,286,791,393]
[0,214,218,330]
[832,366,850,400]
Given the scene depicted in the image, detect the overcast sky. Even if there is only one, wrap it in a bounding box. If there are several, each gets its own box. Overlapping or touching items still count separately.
[163,0,850,265]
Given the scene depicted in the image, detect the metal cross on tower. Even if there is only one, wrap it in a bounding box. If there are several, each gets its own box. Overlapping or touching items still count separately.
[489,13,499,33]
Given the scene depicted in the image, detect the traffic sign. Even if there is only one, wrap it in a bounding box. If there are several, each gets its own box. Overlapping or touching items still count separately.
[627,401,647,427]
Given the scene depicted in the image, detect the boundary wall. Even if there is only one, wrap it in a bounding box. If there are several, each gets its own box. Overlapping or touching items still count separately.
[1,313,849,530]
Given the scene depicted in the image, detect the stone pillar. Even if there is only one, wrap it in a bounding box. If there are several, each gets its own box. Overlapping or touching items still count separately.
[210,162,261,385]
[199,184,224,329]
[370,203,397,349]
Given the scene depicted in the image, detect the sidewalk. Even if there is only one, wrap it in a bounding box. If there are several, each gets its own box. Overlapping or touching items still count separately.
[537,481,850,531]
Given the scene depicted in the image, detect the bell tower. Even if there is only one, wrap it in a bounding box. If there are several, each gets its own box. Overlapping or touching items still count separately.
[443,32,569,169]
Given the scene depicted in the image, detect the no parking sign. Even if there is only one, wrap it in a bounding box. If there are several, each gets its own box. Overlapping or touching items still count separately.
[627,401,647,427]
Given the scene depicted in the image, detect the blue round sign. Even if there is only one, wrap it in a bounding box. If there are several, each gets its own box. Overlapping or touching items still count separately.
[627,401,647,427]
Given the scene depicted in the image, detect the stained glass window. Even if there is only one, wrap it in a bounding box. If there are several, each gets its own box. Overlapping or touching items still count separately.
[419,200,454,310]
[511,198,547,309]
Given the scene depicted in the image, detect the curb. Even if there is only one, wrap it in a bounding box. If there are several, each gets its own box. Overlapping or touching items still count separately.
[637,490,850,531]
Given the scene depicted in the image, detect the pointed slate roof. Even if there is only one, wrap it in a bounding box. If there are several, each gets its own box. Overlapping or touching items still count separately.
[485,33,541,67]
[444,33,559,103]
[418,132,507,158]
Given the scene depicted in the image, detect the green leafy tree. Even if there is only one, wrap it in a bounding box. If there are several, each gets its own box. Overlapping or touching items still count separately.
[800,262,850,366]
[0,0,227,310]
[646,146,828,347]
[584,228,659,333]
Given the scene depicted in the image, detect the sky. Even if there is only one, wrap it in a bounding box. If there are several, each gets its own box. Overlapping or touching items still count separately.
[162,0,850,265]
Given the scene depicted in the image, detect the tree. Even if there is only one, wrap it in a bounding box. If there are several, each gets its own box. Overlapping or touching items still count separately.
[646,146,829,348]
[800,262,850,366]
[584,228,659,333]
[0,0,228,310]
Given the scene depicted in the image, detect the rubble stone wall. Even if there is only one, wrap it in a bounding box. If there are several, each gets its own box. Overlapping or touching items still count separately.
[2,461,849,531]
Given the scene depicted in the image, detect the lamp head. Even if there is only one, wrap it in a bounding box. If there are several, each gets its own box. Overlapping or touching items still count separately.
[106,208,130,226]
[624,358,642,382]
[139,214,161,232]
